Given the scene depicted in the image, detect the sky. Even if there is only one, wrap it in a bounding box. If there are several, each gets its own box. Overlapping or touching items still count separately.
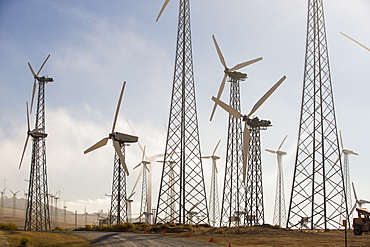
[0,0,369,224]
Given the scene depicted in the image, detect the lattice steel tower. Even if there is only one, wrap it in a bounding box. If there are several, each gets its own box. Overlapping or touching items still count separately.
[19,55,52,231]
[266,136,288,227]
[220,76,245,227]
[287,0,347,229]
[245,118,271,226]
[155,0,208,224]
[109,145,128,225]
[84,81,138,225]
[210,34,262,227]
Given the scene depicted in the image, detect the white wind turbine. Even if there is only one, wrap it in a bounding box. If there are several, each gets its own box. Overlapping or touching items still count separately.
[350,183,370,215]
[9,189,20,217]
[0,187,6,216]
[127,120,163,224]
[210,34,262,121]
[340,32,370,52]
[212,75,286,183]
[156,151,177,220]
[201,140,221,227]
[338,130,358,221]
[82,206,88,225]
[265,135,288,227]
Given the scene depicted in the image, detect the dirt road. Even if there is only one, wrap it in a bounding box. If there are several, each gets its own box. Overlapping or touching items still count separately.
[67,231,219,246]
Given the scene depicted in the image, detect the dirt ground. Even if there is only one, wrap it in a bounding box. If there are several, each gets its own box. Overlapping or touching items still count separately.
[2,226,370,247]
[168,225,370,247]
[1,230,90,247]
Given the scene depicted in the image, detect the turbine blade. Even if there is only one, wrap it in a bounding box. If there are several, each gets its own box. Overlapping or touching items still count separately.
[212,96,243,119]
[229,57,263,72]
[277,135,288,151]
[212,35,227,69]
[212,139,221,155]
[84,137,109,154]
[113,140,129,175]
[19,135,30,169]
[340,32,370,52]
[142,145,146,162]
[265,149,276,154]
[111,81,126,133]
[339,130,344,150]
[130,168,143,196]
[30,79,37,114]
[156,0,170,22]
[28,62,36,77]
[247,75,286,118]
[36,54,51,76]
[126,119,145,154]
[210,74,227,121]
[352,182,358,201]
[26,102,30,131]
[347,150,359,156]
[201,156,211,159]
[242,123,250,183]
[133,162,142,170]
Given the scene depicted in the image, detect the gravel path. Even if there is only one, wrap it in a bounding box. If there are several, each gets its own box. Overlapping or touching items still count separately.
[68,231,219,247]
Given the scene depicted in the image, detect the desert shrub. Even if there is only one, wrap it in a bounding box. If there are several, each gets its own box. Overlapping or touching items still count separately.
[0,222,18,230]
[113,222,135,232]
[215,229,225,234]
[53,226,67,231]
[20,236,32,246]
[85,224,93,230]
[169,223,177,227]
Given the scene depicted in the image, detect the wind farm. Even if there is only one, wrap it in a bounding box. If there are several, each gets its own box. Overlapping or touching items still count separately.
[1,0,370,245]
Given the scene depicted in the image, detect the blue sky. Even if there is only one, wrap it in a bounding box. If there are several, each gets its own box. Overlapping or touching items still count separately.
[1,0,369,223]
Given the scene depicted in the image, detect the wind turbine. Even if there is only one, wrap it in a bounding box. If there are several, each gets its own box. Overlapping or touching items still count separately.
[212,75,286,182]
[94,209,103,225]
[9,189,20,217]
[338,130,358,223]
[156,152,177,222]
[349,183,370,215]
[265,135,288,227]
[0,187,6,216]
[127,119,163,224]
[82,206,88,225]
[210,34,262,121]
[340,32,370,52]
[212,75,286,225]
[210,34,262,227]
[84,81,138,224]
[201,140,221,227]
[21,54,53,231]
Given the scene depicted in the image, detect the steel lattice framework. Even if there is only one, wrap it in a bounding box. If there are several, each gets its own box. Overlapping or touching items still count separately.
[273,151,287,227]
[245,119,270,226]
[155,0,208,225]
[108,144,128,225]
[139,162,150,223]
[25,80,51,231]
[220,77,245,227]
[287,0,347,229]
[208,155,220,227]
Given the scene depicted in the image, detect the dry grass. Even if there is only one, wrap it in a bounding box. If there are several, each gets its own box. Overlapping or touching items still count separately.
[167,225,370,247]
[1,230,91,247]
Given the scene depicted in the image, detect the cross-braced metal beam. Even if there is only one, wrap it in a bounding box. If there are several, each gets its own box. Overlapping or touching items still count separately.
[155,0,208,225]
[287,0,347,230]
